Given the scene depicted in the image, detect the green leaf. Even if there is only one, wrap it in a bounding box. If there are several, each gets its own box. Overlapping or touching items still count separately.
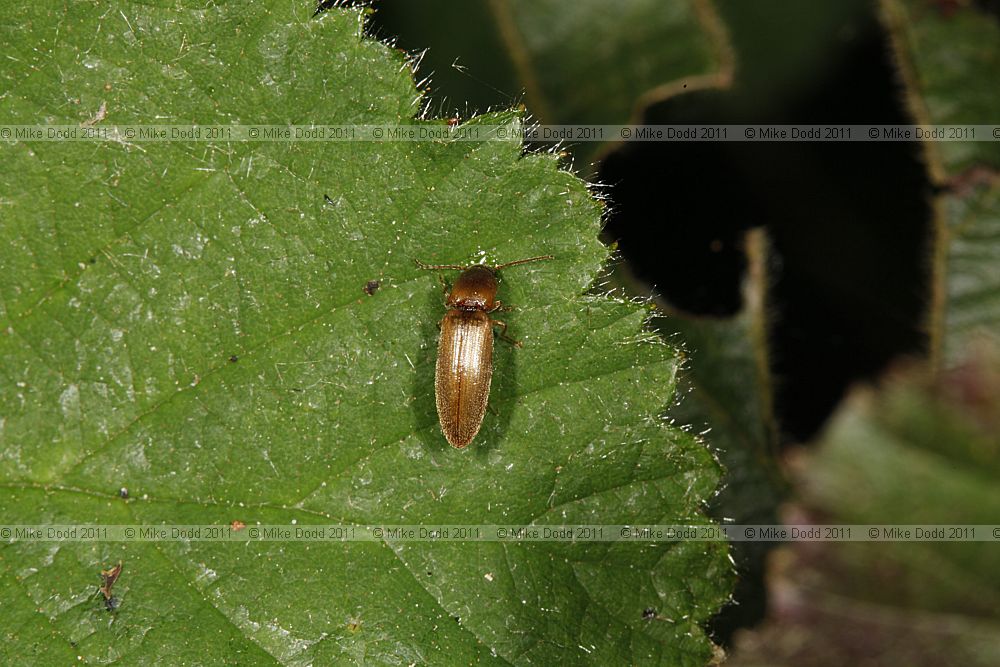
[935,185,1000,365]
[882,0,1000,368]
[883,0,1000,174]
[0,2,730,664]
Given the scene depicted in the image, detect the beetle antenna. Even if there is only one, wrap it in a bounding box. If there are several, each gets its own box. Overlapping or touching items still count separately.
[415,259,469,271]
[493,255,555,270]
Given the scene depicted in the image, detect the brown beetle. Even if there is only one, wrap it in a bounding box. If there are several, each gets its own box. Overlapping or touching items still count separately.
[416,255,554,448]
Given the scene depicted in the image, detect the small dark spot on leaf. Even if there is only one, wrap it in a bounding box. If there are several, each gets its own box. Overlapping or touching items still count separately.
[364,280,380,296]
[229,355,239,363]
[118,487,128,499]
[642,607,657,620]
[89,257,97,264]
[323,193,335,206]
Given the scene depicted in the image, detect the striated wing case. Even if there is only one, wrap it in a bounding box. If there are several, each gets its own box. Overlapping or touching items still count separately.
[435,310,494,447]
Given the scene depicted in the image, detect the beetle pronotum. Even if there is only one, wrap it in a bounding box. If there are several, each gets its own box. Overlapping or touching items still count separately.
[416,255,554,448]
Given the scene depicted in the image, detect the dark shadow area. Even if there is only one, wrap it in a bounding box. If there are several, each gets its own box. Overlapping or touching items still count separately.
[599,7,932,445]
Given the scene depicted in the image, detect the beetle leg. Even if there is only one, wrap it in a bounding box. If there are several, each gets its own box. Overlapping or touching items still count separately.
[440,276,452,301]
[417,265,452,303]
[490,300,515,313]
[491,319,522,348]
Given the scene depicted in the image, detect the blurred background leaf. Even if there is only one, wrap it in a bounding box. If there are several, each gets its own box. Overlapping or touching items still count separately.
[727,344,1000,667]
[879,0,1000,364]
[726,1,1000,663]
